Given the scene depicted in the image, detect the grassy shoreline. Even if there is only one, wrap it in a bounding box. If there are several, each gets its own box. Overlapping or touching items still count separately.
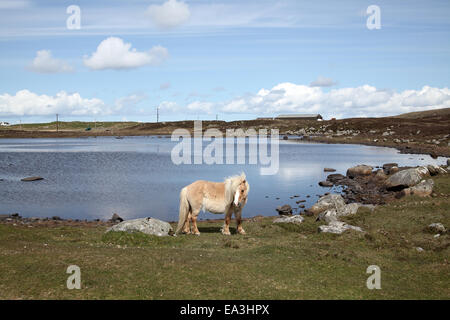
[0,174,448,300]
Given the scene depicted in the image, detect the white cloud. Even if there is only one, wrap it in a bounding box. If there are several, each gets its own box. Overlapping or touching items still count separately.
[27,50,74,74]
[157,83,450,119]
[0,90,106,116]
[0,0,30,9]
[147,0,190,29]
[310,76,337,87]
[160,82,171,90]
[83,37,169,70]
[221,83,450,118]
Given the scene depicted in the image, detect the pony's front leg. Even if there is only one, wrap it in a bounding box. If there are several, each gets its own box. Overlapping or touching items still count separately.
[235,209,246,235]
[222,208,233,235]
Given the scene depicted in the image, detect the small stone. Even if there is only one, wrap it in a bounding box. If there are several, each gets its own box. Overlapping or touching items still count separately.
[276,204,293,215]
[21,176,44,181]
[427,223,446,234]
[319,181,333,187]
[273,215,304,224]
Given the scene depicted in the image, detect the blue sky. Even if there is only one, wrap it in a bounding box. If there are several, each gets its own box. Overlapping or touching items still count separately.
[0,0,449,123]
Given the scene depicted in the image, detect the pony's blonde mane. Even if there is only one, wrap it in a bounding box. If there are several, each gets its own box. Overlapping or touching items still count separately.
[224,172,247,205]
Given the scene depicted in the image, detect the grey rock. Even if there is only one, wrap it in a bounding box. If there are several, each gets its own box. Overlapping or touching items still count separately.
[107,217,174,237]
[385,167,429,189]
[427,223,446,234]
[273,215,304,224]
[318,221,363,234]
[276,204,293,215]
[309,194,346,215]
[403,179,434,197]
[427,164,447,176]
[324,168,336,172]
[110,213,124,223]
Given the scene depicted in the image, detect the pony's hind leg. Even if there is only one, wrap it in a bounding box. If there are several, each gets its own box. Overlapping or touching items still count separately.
[191,209,201,236]
[183,212,192,234]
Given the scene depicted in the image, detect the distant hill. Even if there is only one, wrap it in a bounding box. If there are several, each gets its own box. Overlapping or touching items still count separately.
[392,108,450,119]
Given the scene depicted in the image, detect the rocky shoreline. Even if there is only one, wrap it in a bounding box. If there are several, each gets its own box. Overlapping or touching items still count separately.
[2,160,448,233]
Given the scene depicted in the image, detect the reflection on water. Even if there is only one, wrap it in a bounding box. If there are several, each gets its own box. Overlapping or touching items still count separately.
[0,136,446,221]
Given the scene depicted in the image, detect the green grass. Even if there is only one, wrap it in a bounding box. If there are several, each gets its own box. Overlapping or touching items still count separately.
[0,175,449,299]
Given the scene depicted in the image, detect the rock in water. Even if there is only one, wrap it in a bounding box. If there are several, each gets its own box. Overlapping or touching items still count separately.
[326,174,345,183]
[107,217,173,236]
[346,165,373,178]
[276,204,293,215]
[318,181,333,187]
[273,215,304,224]
[385,167,429,190]
[21,176,44,181]
[324,168,336,172]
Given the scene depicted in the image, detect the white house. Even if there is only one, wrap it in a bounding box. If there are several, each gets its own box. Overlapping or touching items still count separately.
[0,122,10,126]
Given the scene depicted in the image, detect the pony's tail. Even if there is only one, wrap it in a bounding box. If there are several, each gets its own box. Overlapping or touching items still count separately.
[176,187,190,234]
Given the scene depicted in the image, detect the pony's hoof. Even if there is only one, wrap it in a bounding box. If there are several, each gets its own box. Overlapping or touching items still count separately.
[222,230,231,236]
[238,229,246,235]
[194,232,201,236]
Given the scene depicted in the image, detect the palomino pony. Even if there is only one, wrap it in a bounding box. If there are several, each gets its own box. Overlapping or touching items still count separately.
[176,173,250,235]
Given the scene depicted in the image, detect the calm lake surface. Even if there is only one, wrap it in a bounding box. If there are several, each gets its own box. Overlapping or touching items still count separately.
[0,136,446,221]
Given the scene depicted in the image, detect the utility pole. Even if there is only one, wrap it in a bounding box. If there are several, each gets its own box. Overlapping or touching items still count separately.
[56,114,59,133]
[157,106,159,123]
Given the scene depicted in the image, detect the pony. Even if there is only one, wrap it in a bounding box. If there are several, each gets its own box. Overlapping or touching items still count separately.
[176,173,250,235]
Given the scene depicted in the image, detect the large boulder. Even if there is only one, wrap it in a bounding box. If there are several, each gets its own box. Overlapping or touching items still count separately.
[309,194,346,215]
[427,164,447,176]
[316,203,374,222]
[318,221,363,234]
[385,167,429,190]
[402,179,434,197]
[273,215,304,224]
[346,165,373,178]
[107,217,173,236]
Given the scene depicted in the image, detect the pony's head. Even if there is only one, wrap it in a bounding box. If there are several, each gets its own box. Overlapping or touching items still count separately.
[233,173,250,208]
